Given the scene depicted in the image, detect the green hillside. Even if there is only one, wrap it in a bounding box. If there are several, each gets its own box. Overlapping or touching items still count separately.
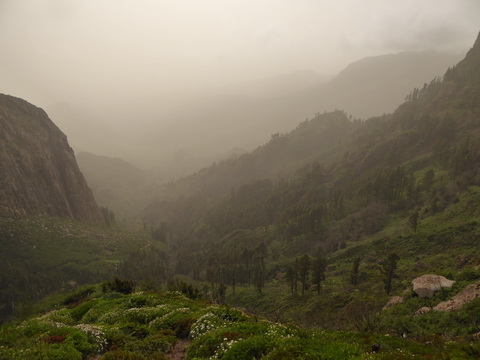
[2,286,479,359]
[138,31,480,334]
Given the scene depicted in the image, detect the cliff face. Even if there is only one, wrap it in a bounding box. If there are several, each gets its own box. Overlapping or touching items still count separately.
[0,94,102,222]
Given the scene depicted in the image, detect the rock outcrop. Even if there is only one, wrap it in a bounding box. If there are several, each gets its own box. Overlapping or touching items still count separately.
[0,94,102,222]
[434,281,480,311]
[412,274,455,298]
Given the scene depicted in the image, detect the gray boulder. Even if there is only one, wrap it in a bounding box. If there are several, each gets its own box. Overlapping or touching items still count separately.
[412,274,454,298]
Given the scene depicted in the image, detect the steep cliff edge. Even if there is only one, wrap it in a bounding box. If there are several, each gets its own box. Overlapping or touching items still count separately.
[0,94,102,222]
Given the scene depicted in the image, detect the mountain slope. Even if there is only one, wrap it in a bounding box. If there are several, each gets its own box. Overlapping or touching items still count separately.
[47,51,461,176]
[76,152,151,217]
[0,94,101,222]
[142,51,462,174]
[140,32,480,327]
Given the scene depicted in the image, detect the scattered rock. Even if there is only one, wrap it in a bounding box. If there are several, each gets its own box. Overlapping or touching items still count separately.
[383,295,403,310]
[412,274,455,298]
[434,281,480,311]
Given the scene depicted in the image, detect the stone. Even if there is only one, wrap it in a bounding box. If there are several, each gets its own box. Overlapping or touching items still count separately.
[434,281,480,311]
[412,274,455,298]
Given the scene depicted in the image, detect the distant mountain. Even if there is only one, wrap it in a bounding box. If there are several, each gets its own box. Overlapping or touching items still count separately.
[141,49,470,203]
[46,51,462,177]
[138,51,462,173]
[218,69,332,98]
[76,152,151,217]
[0,94,102,222]
[143,33,480,240]
[314,51,464,118]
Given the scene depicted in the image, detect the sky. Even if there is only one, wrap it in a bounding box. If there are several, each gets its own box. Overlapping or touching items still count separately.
[0,0,479,109]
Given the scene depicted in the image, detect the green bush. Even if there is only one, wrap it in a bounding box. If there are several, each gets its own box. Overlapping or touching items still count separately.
[124,333,175,354]
[221,336,274,360]
[69,299,96,321]
[63,286,96,305]
[102,278,136,295]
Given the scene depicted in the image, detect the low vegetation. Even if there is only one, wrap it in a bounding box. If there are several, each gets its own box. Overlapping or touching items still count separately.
[3,284,480,359]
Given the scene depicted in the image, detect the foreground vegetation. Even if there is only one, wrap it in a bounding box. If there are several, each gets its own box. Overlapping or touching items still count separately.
[2,283,480,360]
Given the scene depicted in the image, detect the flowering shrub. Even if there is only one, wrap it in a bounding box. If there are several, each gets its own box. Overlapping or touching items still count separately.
[189,312,226,339]
[74,323,107,353]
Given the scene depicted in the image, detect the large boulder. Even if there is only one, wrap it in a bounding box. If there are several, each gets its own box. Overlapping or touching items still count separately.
[434,281,480,311]
[412,274,455,298]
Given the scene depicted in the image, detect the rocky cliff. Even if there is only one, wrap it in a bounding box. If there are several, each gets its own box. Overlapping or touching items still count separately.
[0,94,102,222]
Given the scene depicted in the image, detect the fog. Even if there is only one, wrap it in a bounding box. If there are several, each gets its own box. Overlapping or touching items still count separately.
[1,0,479,173]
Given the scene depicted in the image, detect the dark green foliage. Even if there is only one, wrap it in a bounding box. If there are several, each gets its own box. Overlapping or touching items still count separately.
[102,278,136,295]
[63,286,96,306]
[408,210,419,234]
[221,336,274,360]
[168,279,202,299]
[350,257,361,286]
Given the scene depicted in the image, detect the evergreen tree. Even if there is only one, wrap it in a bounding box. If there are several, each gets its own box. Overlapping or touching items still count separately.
[408,211,419,234]
[350,257,361,286]
[379,253,400,295]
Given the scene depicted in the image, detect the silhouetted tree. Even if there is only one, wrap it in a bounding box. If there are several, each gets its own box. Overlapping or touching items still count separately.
[350,257,361,286]
[379,253,400,295]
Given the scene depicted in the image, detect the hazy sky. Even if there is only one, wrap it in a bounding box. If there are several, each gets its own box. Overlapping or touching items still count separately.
[0,0,479,108]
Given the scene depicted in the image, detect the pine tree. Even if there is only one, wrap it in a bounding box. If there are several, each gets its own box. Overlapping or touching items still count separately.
[379,253,400,295]
[350,257,361,286]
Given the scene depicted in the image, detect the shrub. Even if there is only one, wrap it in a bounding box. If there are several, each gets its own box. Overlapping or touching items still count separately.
[63,286,96,305]
[102,278,136,295]
[174,316,197,338]
[221,336,274,360]
[101,349,146,360]
[124,333,175,354]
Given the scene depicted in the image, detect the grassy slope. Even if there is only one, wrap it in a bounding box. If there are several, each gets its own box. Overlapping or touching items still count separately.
[1,287,478,360]
[223,185,480,332]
